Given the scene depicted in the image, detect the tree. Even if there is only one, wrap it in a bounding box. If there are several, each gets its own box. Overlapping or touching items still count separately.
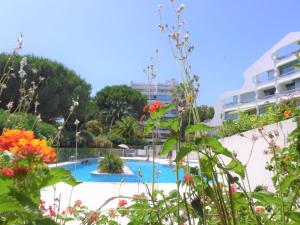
[0,54,91,123]
[109,115,143,139]
[198,105,215,121]
[95,85,146,129]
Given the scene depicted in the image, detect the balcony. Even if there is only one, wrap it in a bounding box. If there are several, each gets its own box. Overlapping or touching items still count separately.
[258,94,275,100]
[254,71,275,86]
[280,86,300,95]
[223,102,238,109]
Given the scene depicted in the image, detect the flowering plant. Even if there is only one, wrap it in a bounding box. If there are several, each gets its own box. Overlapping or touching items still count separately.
[0,129,78,224]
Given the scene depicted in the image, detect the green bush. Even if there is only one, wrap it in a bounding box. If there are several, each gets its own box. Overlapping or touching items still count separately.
[84,119,103,136]
[219,100,300,137]
[94,135,113,148]
[0,109,57,139]
[98,150,124,173]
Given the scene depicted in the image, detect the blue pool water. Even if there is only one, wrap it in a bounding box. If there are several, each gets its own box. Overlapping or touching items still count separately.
[63,159,184,183]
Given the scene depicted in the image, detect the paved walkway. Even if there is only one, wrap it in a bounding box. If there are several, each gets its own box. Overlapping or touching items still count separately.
[41,182,177,224]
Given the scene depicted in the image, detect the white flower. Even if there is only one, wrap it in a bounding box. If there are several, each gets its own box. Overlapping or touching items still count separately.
[74,119,80,126]
[6,101,13,110]
[37,114,42,122]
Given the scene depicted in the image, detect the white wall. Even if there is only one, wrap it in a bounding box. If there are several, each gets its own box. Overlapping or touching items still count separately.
[219,118,296,191]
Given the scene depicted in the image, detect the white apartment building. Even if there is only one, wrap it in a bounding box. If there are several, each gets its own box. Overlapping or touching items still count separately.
[211,32,300,126]
[131,79,178,141]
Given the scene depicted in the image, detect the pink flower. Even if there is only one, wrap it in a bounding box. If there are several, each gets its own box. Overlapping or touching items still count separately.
[48,206,56,217]
[255,207,265,213]
[88,212,99,223]
[1,167,14,177]
[118,199,127,207]
[230,185,238,193]
[132,194,141,199]
[74,200,82,207]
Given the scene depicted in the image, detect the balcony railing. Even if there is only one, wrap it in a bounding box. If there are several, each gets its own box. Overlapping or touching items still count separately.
[279,67,300,78]
[223,102,238,109]
[258,94,275,100]
[280,86,300,95]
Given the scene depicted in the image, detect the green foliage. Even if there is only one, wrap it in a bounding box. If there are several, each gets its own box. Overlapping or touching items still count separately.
[93,135,113,148]
[0,53,91,123]
[95,85,147,130]
[219,100,300,137]
[83,119,103,136]
[0,108,57,139]
[109,115,143,139]
[98,151,124,173]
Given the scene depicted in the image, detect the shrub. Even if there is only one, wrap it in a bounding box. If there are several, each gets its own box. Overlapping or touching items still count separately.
[84,120,103,136]
[93,135,113,148]
[98,150,124,173]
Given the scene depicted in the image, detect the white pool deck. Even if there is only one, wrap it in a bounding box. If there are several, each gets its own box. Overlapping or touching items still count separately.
[42,157,197,224]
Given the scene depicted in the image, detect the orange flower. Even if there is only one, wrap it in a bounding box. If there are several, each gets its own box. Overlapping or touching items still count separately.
[283,156,290,161]
[0,129,56,163]
[183,173,194,185]
[149,101,164,113]
[284,109,292,118]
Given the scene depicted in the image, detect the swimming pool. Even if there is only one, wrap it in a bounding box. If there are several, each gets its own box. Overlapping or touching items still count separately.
[63,159,184,183]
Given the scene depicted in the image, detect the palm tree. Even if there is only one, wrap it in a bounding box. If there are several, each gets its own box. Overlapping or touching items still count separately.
[109,116,143,139]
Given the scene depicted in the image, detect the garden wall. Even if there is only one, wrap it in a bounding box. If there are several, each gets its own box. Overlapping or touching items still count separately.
[219,118,296,191]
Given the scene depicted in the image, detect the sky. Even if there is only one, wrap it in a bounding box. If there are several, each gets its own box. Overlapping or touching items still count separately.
[1,0,300,105]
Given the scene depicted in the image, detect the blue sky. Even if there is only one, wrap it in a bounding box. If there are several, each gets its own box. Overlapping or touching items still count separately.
[1,0,300,105]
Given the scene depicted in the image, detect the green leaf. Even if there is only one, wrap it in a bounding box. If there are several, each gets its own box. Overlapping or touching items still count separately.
[159,118,179,133]
[161,137,177,156]
[191,197,203,218]
[196,136,232,158]
[0,178,13,195]
[157,103,175,117]
[144,119,154,135]
[286,212,300,223]
[175,144,197,162]
[252,192,281,205]
[28,218,58,225]
[42,167,80,187]
[185,123,210,134]
[227,159,245,178]
[280,175,297,191]
[0,195,25,212]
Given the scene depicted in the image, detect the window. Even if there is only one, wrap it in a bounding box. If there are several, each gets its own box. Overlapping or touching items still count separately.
[240,92,256,103]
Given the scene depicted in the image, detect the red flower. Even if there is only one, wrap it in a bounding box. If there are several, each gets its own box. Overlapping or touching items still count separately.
[88,212,99,223]
[74,200,82,207]
[118,199,127,207]
[13,166,28,176]
[183,173,193,185]
[48,206,56,217]
[1,167,14,177]
[284,109,292,118]
[149,101,164,113]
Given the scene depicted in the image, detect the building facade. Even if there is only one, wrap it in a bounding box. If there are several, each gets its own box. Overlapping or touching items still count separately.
[211,32,300,126]
[131,79,178,141]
